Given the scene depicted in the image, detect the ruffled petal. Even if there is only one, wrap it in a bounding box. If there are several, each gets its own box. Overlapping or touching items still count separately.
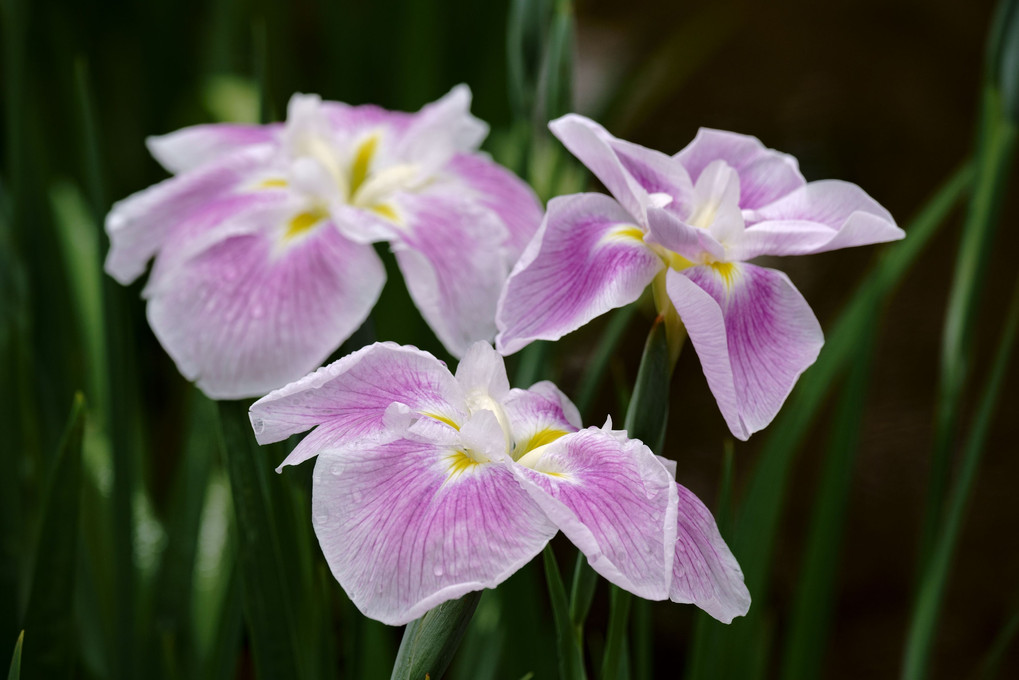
[670,483,750,623]
[454,342,511,404]
[496,193,662,355]
[646,206,725,264]
[445,152,544,259]
[391,188,512,358]
[147,123,280,174]
[665,264,823,440]
[549,114,691,223]
[145,205,386,401]
[502,382,582,459]
[675,128,805,211]
[735,180,903,258]
[312,432,556,625]
[249,342,468,469]
[512,427,678,600]
[394,84,488,175]
[104,147,272,285]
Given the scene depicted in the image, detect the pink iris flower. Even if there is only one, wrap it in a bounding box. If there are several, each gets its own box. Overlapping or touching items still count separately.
[496,115,904,440]
[249,341,749,626]
[105,86,541,399]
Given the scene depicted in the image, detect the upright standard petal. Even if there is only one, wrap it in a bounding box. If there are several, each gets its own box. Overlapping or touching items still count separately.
[104,147,271,285]
[445,153,543,259]
[312,428,556,625]
[496,193,663,355]
[675,128,805,211]
[665,264,823,440]
[145,206,386,401]
[549,114,691,222]
[512,427,678,600]
[391,189,512,357]
[394,84,489,175]
[735,180,904,259]
[147,123,280,174]
[249,342,467,470]
[670,483,750,623]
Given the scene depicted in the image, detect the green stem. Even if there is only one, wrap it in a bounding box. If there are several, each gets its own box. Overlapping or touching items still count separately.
[390,592,483,680]
[601,587,632,680]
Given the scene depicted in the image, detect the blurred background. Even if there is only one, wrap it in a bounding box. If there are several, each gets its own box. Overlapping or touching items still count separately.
[2,0,1016,678]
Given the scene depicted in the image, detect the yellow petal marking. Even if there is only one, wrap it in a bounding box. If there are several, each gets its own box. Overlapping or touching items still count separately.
[709,261,740,289]
[514,428,569,460]
[369,203,399,222]
[285,208,327,240]
[257,178,288,189]
[348,134,379,199]
[422,412,460,430]
[445,450,479,480]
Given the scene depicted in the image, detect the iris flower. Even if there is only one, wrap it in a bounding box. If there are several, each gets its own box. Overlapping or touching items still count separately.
[497,115,904,439]
[105,86,541,399]
[249,341,749,625]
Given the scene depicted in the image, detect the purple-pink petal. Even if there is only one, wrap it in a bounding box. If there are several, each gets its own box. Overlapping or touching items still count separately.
[146,215,386,402]
[147,123,280,174]
[104,147,271,285]
[392,189,512,358]
[250,342,467,470]
[496,193,662,355]
[502,382,582,457]
[549,114,691,223]
[671,483,750,623]
[445,152,543,259]
[675,128,805,211]
[512,427,678,600]
[665,264,823,440]
[312,432,556,625]
[737,180,904,258]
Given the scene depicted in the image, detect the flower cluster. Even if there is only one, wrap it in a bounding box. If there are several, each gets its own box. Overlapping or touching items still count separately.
[249,342,749,625]
[105,86,541,399]
[497,115,903,439]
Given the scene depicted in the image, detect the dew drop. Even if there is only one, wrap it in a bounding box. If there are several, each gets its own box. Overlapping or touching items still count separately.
[330,462,345,476]
[433,565,444,577]
[314,511,329,526]
[251,304,265,318]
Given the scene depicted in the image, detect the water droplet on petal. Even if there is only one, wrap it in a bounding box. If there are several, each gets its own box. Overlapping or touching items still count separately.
[251,304,265,318]
[330,462,345,476]
[314,511,329,526]
[433,565,444,577]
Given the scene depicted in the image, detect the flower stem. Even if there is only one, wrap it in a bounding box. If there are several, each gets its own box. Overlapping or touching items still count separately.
[390,591,483,680]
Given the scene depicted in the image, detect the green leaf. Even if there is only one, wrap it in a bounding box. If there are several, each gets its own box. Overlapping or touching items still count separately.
[217,400,305,680]
[922,81,1017,575]
[686,163,972,680]
[902,275,1019,680]
[22,393,85,678]
[568,553,597,635]
[573,303,639,419]
[390,591,483,680]
[543,546,586,680]
[6,631,22,680]
[623,317,672,453]
[779,328,878,680]
[974,602,1019,679]
[542,0,574,122]
[601,586,632,680]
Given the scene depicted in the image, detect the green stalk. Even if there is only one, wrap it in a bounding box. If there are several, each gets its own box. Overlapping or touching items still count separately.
[543,546,587,680]
[390,592,483,680]
[6,631,22,680]
[902,275,1019,680]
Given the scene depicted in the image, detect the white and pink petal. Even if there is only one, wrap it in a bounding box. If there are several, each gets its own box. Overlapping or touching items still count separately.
[147,123,280,174]
[312,433,556,625]
[512,426,678,600]
[145,207,385,402]
[675,128,805,211]
[670,483,750,623]
[665,264,823,440]
[250,342,468,469]
[736,180,903,258]
[391,189,512,358]
[496,193,663,355]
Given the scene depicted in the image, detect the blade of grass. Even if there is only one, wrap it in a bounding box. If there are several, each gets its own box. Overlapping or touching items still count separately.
[686,163,972,680]
[6,631,22,680]
[779,326,878,680]
[902,274,1019,680]
[974,604,1019,679]
[544,545,587,680]
[21,394,85,678]
[217,400,305,680]
[922,86,1017,573]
